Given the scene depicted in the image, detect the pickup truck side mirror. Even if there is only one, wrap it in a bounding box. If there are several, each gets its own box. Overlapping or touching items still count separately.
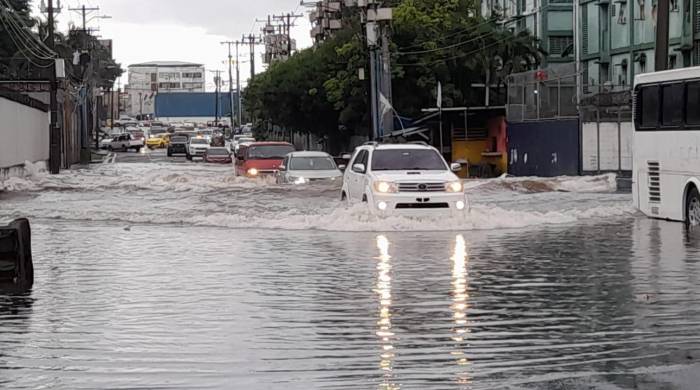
[338,164,347,171]
[450,163,462,172]
[278,164,286,171]
[352,163,366,174]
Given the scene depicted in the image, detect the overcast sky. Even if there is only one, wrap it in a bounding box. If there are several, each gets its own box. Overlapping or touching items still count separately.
[37,0,313,90]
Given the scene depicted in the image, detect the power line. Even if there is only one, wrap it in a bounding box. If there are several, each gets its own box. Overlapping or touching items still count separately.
[397,17,496,52]
[0,1,57,59]
[395,37,513,67]
[395,30,498,56]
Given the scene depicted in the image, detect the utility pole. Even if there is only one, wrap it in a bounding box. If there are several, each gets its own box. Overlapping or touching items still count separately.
[48,0,60,174]
[362,4,394,139]
[272,12,303,58]
[242,34,263,81]
[68,4,99,31]
[654,0,670,71]
[221,40,238,128]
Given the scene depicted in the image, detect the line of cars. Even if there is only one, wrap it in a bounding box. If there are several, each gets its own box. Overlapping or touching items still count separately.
[237,140,467,216]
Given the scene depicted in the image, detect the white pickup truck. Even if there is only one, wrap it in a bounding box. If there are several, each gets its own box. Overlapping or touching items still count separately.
[108,133,144,152]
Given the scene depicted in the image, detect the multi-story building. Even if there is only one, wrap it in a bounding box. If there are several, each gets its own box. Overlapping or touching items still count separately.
[125,61,205,117]
[578,0,698,94]
[481,0,575,65]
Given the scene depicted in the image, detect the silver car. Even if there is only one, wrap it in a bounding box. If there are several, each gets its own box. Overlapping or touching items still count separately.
[276,151,344,184]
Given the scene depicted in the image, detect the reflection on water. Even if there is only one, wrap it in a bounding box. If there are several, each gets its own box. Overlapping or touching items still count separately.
[375,235,398,390]
[450,235,471,385]
[1,219,700,389]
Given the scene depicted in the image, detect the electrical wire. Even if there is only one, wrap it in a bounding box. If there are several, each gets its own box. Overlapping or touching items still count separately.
[0,1,57,59]
[396,17,496,51]
[0,10,54,67]
[395,30,498,56]
[0,0,56,57]
[395,36,513,67]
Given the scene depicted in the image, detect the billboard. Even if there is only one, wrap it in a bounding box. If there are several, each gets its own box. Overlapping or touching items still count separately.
[155,92,238,118]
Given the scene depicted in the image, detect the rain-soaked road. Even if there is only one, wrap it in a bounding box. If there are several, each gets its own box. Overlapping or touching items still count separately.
[1,150,700,389]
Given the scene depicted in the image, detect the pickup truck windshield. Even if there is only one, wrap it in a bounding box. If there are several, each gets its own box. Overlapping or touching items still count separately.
[249,145,294,159]
[190,139,208,145]
[371,149,447,171]
[171,137,187,143]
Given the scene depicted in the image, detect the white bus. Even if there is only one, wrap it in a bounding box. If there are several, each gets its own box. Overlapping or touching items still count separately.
[633,67,700,226]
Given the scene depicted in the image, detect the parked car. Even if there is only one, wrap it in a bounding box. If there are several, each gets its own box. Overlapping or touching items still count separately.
[146,133,171,149]
[341,142,467,216]
[187,137,210,160]
[235,142,295,177]
[277,151,343,184]
[167,136,189,157]
[204,147,233,164]
[108,133,144,152]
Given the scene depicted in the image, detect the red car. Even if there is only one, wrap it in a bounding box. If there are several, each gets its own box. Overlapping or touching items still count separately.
[204,147,233,164]
[236,142,295,177]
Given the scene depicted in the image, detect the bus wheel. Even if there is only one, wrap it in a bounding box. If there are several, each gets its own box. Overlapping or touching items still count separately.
[687,187,700,227]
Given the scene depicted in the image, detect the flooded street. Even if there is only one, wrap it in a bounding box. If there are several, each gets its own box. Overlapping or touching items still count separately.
[2,156,700,389]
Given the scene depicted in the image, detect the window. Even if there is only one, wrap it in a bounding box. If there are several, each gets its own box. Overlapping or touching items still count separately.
[687,82,700,125]
[662,83,683,126]
[289,157,336,170]
[182,72,202,79]
[353,150,368,173]
[611,4,616,16]
[371,149,448,171]
[150,73,157,82]
[548,36,573,56]
[158,82,181,89]
[640,85,659,128]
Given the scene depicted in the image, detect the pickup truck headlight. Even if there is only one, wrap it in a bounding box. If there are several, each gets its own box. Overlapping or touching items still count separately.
[247,168,259,176]
[374,181,398,194]
[445,181,464,193]
[290,176,307,185]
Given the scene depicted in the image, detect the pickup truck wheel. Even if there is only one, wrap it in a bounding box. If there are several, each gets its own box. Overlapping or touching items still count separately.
[135,147,142,153]
[167,150,172,157]
[362,194,368,203]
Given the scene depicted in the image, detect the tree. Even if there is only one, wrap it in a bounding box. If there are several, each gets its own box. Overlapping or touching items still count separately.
[244,0,542,147]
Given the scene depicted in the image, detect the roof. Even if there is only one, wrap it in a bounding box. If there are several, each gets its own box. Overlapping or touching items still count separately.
[129,61,204,68]
[358,143,434,150]
[248,142,294,146]
[635,66,700,86]
[289,151,332,158]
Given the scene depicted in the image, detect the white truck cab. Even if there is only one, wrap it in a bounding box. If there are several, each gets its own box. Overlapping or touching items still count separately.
[341,142,467,216]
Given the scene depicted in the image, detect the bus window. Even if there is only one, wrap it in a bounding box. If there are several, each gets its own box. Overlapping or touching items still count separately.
[687,82,700,125]
[641,86,659,128]
[662,83,683,127]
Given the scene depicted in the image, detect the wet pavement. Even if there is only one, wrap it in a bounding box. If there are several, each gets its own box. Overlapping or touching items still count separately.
[1,153,699,389]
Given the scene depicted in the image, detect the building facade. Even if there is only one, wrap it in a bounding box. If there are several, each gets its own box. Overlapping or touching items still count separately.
[578,0,698,95]
[481,0,575,65]
[125,61,205,117]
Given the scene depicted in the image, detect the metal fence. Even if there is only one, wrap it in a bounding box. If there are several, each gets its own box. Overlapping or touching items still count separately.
[506,63,578,122]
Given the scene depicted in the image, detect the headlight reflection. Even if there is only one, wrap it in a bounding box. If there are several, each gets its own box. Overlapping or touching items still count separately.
[375,235,398,389]
[451,234,471,385]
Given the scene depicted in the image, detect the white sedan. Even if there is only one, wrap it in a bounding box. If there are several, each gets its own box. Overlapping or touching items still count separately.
[276,151,343,184]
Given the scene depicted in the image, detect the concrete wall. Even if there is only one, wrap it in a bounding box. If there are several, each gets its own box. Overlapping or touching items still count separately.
[0,97,49,170]
[582,121,633,172]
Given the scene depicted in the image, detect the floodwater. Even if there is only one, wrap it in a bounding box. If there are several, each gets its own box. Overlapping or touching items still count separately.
[1,160,700,389]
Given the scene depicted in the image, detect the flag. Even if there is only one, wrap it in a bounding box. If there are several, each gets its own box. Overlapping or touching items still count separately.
[379,92,393,117]
[437,81,442,109]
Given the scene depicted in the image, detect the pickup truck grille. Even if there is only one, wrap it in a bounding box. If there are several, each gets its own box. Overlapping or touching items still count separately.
[398,182,446,193]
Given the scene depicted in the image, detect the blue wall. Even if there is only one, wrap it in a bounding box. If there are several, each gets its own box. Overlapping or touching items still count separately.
[507,119,580,177]
[155,93,238,117]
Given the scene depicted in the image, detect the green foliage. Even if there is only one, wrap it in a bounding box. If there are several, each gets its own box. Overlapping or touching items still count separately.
[1,1,123,86]
[245,0,543,140]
